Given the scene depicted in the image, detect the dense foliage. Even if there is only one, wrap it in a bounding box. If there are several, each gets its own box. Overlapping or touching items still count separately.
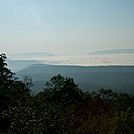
[1,53,134,134]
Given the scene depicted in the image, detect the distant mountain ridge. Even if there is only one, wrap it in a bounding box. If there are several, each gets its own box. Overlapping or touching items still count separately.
[17,64,134,74]
[8,52,57,60]
[16,64,134,94]
[7,60,41,72]
[89,49,134,55]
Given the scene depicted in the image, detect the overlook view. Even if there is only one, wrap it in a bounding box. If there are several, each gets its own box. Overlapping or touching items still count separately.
[1,0,134,133]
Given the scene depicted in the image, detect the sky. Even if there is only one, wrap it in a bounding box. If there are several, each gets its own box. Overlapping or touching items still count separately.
[0,0,134,55]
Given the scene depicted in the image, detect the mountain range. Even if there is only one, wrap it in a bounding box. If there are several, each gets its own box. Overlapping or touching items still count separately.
[89,49,134,55]
[5,50,134,95]
[16,64,134,95]
[7,52,57,60]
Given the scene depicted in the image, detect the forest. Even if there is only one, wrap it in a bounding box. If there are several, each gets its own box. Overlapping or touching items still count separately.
[1,53,134,134]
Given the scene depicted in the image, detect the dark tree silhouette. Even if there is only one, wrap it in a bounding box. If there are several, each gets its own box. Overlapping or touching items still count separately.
[0,53,31,133]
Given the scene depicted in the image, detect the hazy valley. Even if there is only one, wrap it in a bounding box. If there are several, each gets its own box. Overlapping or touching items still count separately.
[7,49,134,95]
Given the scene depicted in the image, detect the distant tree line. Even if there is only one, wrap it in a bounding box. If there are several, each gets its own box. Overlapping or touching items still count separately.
[1,53,134,134]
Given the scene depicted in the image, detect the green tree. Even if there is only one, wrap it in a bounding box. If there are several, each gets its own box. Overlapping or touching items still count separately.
[0,53,31,133]
[42,74,83,104]
[35,74,83,134]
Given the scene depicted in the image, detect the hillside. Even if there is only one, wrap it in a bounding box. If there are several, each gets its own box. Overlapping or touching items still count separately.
[7,60,41,72]
[16,64,134,94]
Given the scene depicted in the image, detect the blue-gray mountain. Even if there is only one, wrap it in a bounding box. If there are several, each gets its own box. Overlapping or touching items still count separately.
[16,64,134,95]
[7,60,41,72]
[89,49,134,55]
[8,52,57,59]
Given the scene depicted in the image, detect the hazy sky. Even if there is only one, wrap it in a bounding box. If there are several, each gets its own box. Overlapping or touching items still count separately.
[0,0,134,55]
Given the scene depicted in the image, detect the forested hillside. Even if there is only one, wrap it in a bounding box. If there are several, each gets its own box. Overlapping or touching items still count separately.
[1,54,134,134]
[16,64,134,95]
